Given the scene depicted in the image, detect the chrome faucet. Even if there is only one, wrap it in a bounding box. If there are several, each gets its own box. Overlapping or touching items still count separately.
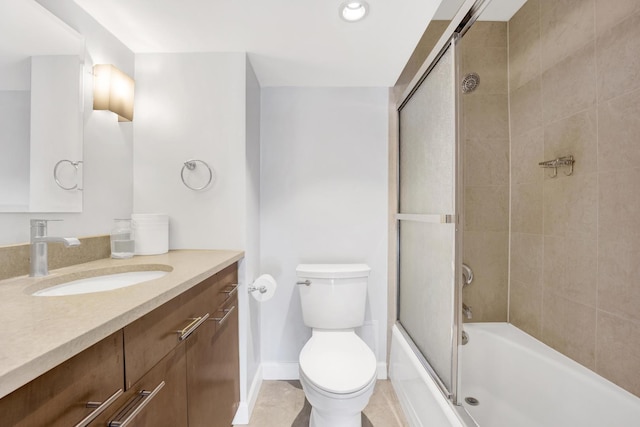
[30,219,81,277]
[462,303,473,320]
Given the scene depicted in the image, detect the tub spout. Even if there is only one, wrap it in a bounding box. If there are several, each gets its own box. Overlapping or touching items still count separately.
[462,303,473,320]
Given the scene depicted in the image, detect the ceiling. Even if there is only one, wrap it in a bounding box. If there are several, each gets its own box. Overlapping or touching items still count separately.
[73,0,444,87]
[72,0,527,87]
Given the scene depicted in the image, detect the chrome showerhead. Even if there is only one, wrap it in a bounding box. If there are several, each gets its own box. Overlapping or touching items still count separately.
[461,72,480,94]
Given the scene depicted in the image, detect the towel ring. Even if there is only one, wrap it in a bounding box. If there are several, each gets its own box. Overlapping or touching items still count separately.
[181,159,214,191]
[53,160,83,191]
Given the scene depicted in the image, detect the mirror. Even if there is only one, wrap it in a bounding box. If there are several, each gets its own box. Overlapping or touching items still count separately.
[0,0,84,212]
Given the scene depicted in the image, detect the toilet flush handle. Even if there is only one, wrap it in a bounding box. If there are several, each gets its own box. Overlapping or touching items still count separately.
[296,280,311,286]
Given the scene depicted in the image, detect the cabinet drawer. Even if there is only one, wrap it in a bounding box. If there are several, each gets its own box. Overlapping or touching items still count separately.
[204,263,239,314]
[124,263,238,388]
[95,344,188,427]
[0,331,124,427]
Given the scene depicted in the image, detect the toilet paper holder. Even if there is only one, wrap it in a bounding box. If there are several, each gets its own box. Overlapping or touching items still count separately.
[248,285,267,294]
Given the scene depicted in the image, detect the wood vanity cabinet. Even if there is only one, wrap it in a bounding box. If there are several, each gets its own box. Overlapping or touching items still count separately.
[0,262,240,427]
[0,331,124,427]
[121,262,240,426]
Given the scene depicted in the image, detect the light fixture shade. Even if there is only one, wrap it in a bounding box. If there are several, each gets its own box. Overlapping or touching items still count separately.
[93,64,134,122]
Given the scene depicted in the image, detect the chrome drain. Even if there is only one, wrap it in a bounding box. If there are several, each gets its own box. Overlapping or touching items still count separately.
[465,397,479,406]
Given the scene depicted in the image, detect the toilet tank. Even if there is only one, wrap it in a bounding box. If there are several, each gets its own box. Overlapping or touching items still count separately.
[296,264,371,330]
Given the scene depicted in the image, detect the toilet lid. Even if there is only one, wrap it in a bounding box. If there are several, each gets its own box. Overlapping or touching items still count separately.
[299,331,377,394]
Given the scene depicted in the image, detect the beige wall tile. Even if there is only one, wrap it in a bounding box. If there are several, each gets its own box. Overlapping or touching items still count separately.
[543,173,597,240]
[596,312,640,397]
[464,22,507,49]
[543,236,597,307]
[509,0,540,48]
[544,108,597,176]
[542,176,568,235]
[512,127,544,185]
[463,231,509,322]
[462,46,508,95]
[598,236,640,323]
[598,88,640,173]
[539,0,595,71]
[509,26,541,91]
[510,279,543,339]
[542,43,596,124]
[512,183,543,234]
[599,168,640,243]
[509,0,541,90]
[510,232,544,285]
[596,13,640,102]
[595,0,640,34]
[463,94,509,139]
[510,77,543,136]
[541,293,597,369]
[564,172,597,241]
[465,138,509,186]
[464,185,509,232]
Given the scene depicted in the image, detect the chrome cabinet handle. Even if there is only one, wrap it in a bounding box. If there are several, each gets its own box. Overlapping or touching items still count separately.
[108,381,165,427]
[296,280,311,286]
[73,388,123,427]
[221,284,239,298]
[176,313,210,341]
[212,306,236,325]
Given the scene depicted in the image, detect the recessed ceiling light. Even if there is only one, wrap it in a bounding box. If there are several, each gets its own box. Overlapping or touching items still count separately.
[339,1,369,22]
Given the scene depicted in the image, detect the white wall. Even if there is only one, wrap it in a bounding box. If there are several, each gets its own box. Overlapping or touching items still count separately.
[134,52,263,422]
[0,0,134,245]
[133,52,246,250]
[260,87,389,378]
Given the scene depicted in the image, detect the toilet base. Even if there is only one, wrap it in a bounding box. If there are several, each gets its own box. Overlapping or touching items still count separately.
[310,407,362,427]
[300,371,375,427]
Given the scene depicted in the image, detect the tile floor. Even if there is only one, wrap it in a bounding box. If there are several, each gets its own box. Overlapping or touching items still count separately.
[237,380,409,427]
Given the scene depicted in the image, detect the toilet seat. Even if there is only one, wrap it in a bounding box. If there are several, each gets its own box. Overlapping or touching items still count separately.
[299,330,377,395]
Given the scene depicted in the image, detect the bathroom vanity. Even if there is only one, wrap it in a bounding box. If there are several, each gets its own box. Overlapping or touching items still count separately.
[0,250,242,426]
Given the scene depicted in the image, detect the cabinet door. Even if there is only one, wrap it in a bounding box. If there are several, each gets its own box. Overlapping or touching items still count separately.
[124,263,239,389]
[0,331,124,427]
[95,343,188,427]
[187,294,239,427]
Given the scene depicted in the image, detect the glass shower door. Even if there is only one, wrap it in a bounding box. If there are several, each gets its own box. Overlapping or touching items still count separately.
[397,35,462,402]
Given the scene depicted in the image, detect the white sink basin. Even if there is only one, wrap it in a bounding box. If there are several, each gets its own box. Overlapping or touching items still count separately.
[33,269,170,297]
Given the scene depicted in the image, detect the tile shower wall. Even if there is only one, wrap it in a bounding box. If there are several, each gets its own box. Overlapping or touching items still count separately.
[462,22,510,322]
[508,0,640,396]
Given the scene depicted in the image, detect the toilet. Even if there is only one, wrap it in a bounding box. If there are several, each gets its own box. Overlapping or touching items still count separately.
[296,264,377,427]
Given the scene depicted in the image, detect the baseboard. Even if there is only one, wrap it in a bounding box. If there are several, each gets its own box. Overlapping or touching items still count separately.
[261,362,300,380]
[377,362,388,380]
[232,365,263,425]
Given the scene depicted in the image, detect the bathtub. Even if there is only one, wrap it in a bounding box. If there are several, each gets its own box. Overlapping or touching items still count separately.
[390,322,640,427]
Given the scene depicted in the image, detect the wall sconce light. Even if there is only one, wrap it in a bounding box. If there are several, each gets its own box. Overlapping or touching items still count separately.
[93,64,134,122]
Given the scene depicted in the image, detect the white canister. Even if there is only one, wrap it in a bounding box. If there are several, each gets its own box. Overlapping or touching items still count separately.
[132,213,169,255]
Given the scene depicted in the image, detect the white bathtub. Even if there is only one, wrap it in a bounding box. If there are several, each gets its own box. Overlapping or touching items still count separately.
[390,322,640,427]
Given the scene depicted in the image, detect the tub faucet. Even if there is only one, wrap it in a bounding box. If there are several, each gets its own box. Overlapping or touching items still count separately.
[462,303,473,320]
[30,219,81,277]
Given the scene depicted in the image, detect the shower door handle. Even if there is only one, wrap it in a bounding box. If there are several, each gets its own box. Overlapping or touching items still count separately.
[296,280,311,286]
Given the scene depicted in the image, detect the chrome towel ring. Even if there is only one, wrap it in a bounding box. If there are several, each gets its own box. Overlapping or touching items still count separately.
[53,159,83,190]
[181,159,214,191]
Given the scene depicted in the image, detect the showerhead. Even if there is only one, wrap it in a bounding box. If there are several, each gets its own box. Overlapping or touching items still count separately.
[462,72,480,94]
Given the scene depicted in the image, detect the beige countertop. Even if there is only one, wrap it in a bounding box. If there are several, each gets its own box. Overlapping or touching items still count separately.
[0,249,243,400]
